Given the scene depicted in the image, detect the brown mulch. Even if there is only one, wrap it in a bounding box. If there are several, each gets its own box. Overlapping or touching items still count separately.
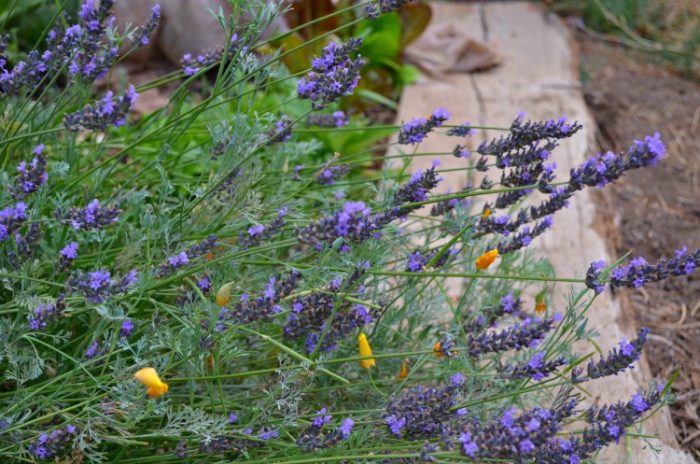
[578,35,700,459]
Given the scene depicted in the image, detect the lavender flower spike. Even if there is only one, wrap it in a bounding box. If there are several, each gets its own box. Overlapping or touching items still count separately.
[297,38,364,110]
[56,199,120,231]
[609,247,700,289]
[12,146,48,199]
[398,108,451,145]
[67,269,137,303]
[572,328,649,383]
[64,85,139,131]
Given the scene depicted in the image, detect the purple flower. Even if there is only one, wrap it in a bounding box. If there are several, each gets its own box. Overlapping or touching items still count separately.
[317,164,350,185]
[398,109,450,145]
[56,199,120,231]
[339,417,354,438]
[447,122,477,137]
[119,319,134,338]
[156,235,216,277]
[298,39,363,109]
[28,296,66,331]
[573,328,648,383]
[312,408,333,427]
[67,268,138,303]
[64,85,139,131]
[85,340,99,359]
[604,248,700,290]
[134,4,160,46]
[180,33,244,76]
[460,432,478,457]
[60,241,79,262]
[228,413,238,424]
[27,424,76,459]
[258,428,278,440]
[385,414,406,436]
[12,149,48,199]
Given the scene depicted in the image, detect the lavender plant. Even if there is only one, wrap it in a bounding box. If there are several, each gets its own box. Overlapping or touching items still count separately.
[0,1,692,463]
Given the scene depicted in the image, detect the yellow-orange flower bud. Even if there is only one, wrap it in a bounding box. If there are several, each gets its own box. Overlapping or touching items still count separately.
[535,301,547,315]
[216,282,234,306]
[398,360,409,380]
[134,367,169,397]
[481,207,491,219]
[358,333,375,369]
[475,249,499,270]
[433,341,444,358]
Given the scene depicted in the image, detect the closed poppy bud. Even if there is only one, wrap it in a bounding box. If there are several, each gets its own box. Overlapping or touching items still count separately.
[475,249,499,270]
[433,341,444,358]
[206,252,214,261]
[207,354,215,372]
[398,360,409,380]
[535,289,547,315]
[535,301,546,315]
[357,333,375,369]
[134,367,169,397]
[216,282,234,306]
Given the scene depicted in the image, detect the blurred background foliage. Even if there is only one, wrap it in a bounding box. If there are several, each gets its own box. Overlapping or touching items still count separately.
[0,0,80,57]
[275,0,431,111]
[551,0,700,79]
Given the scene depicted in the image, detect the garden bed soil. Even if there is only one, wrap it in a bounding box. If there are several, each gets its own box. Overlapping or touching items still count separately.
[578,34,700,460]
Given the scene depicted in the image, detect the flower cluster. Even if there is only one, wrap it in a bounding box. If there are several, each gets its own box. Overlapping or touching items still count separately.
[306,111,348,127]
[120,319,134,338]
[398,108,450,145]
[298,162,442,250]
[430,187,471,217]
[317,164,350,185]
[64,85,139,131]
[133,5,161,46]
[181,33,245,76]
[297,201,376,251]
[458,400,577,460]
[0,202,27,242]
[477,113,581,156]
[503,351,567,381]
[393,160,442,205]
[572,328,649,383]
[446,122,476,137]
[66,269,137,303]
[28,295,66,331]
[536,388,663,463]
[283,264,381,353]
[464,293,525,333]
[495,216,554,254]
[155,235,217,277]
[269,116,292,144]
[56,199,120,231]
[12,145,48,200]
[466,314,561,358]
[27,424,77,460]
[585,247,699,293]
[384,373,467,439]
[217,270,301,328]
[59,241,79,270]
[297,39,364,110]
[239,208,288,249]
[406,246,458,272]
[8,223,42,267]
[0,0,123,94]
[296,408,354,451]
